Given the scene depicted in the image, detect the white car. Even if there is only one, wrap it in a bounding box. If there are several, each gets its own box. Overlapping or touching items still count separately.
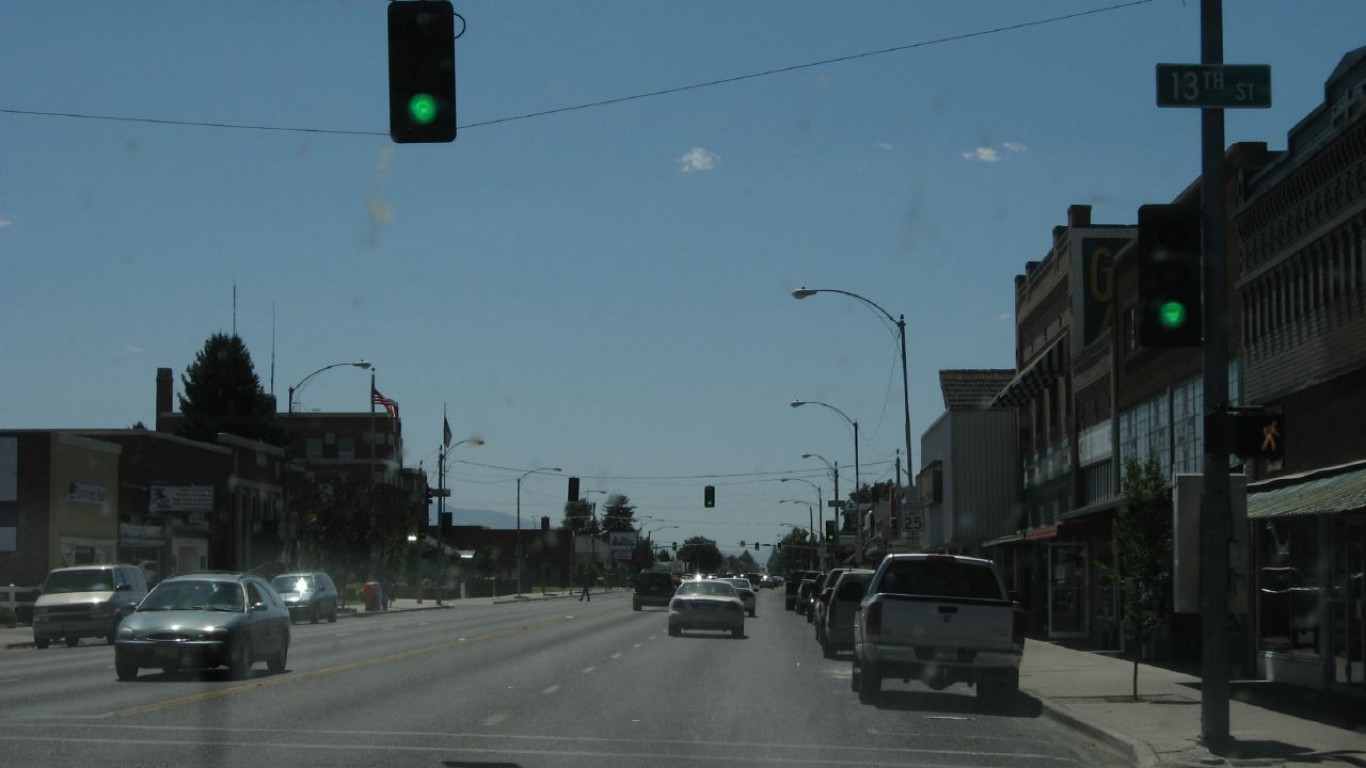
[722,578,757,617]
[668,580,745,638]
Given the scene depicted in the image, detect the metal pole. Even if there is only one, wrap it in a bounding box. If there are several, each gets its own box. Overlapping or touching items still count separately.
[898,314,913,486]
[516,476,523,596]
[1199,0,1231,751]
[854,420,862,564]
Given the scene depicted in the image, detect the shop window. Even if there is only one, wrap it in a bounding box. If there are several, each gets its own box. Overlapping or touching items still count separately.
[1258,519,1322,657]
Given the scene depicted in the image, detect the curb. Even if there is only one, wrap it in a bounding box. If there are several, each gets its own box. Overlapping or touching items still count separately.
[1033,694,1157,768]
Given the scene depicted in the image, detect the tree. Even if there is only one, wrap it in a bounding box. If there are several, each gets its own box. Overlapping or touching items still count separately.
[676,536,723,574]
[1108,456,1174,700]
[177,332,282,445]
[598,494,636,539]
[560,499,597,535]
[768,528,814,573]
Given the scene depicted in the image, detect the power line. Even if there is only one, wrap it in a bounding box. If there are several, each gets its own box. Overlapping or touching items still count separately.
[0,1,1154,137]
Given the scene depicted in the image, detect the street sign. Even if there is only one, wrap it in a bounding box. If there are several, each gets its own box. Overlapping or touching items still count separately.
[1156,64,1270,108]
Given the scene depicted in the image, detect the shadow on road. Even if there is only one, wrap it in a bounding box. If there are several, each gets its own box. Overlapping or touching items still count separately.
[868,687,1045,718]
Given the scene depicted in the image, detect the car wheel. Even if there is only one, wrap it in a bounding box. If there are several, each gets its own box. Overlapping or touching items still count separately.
[668,624,681,637]
[115,653,138,681]
[858,666,882,705]
[65,637,80,648]
[267,641,288,674]
[229,637,253,680]
[35,638,49,650]
[850,662,861,692]
[328,605,337,623]
[632,599,641,612]
[732,623,744,639]
[310,605,320,625]
[821,636,836,659]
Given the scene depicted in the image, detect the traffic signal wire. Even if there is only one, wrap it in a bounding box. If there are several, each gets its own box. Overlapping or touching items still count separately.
[0,1,1155,137]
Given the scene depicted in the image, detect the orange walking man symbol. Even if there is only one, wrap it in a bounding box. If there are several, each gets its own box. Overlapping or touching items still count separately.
[1262,419,1280,453]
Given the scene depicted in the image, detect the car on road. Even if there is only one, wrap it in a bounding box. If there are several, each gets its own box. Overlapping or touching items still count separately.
[786,570,819,612]
[811,568,847,634]
[799,572,826,619]
[819,569,874,658]
[270,571,339,624]
[721,577,757,617]
[114,571,291,681]
[31,563,149,649]
[632,570,677,611]
[668,579,745,638]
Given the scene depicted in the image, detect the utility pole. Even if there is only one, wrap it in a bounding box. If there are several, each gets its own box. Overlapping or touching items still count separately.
[1198,0,1231,752]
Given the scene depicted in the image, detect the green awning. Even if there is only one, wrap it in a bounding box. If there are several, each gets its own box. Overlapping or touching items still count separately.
[1246,461,1366,519]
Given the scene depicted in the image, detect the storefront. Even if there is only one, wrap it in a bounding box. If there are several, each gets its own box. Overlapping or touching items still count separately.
[1248,461,1366,697]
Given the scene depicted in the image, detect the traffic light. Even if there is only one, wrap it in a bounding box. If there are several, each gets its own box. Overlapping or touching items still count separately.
[755,542,761,551]
[1137,204,1202,347]
[824,520,837,543]
[1233,407,1285,462]
[704,485,715,508]
[388,0,456,143]
[567,476,580,502]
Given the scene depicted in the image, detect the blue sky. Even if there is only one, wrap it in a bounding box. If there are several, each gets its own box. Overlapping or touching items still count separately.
[2,0,1362,556]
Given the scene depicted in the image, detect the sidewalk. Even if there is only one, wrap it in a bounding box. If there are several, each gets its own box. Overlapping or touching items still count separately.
[1022,639,1366,767]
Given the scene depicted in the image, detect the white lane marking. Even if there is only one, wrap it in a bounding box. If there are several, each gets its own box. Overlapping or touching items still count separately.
[609,652,623,659]
[580,666,595,674]
[632,643,642,648]
[482,712,509,727]
[543,685,560,695]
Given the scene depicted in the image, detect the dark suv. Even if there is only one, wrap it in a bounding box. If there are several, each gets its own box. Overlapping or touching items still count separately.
[633,570,676,611]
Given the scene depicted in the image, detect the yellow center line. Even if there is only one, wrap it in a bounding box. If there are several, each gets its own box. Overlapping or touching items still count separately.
[108,612,579,718]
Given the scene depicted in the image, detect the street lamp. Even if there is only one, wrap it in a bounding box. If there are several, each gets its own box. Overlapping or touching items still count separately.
[284,359,371,568]
[792,286,912,484]
[790,400,859,498]
[781,477,824,567]
[435,433,484,604]
[516,466,562,596]
[779,518,818,569]
[802,453,840,524]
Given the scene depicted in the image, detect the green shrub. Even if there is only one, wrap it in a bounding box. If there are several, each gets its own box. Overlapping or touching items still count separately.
[0,607,17,627]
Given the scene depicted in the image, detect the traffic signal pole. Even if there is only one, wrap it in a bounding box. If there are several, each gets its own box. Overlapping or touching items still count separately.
[1198,0,1231,752]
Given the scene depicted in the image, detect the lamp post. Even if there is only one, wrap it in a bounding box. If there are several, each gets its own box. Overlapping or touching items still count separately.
[284,359,371,568]
[436,434,483,604]
[779,518,817,569]
[791,399,862,563]
[781,477,824,568]
[516,466,562,596]
[792,286,912,485]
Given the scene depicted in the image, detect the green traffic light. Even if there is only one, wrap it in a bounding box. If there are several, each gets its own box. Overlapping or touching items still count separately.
[1158,300,1188,330]
[408,93,439,125]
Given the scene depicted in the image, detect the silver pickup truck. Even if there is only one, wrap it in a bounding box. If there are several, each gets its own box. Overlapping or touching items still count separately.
[852,553,1025,706]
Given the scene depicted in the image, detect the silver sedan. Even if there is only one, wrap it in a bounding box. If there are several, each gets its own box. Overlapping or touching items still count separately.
[668,580,745,638]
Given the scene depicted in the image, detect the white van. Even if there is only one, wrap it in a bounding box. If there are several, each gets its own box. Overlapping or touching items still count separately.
[32,564,149,648]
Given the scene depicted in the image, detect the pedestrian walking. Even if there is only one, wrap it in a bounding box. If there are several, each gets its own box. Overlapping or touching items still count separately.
[579,580,591,602]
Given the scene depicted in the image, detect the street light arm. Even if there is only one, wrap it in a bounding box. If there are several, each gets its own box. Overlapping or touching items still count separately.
[289,360,372,410]
[792,287,898,329]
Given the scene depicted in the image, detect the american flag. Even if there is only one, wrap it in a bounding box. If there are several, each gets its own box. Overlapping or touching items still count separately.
[371,387,399,419]
[443,416,452,448]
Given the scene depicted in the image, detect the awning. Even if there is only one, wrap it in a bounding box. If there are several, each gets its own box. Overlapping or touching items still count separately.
[1247,460,1366,519]
[994,335,1070,408]
[982,531,1025,547]
[1059,497,1124,521]
[1025,524,1059,541]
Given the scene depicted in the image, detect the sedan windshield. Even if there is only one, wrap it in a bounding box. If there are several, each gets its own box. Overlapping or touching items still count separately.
[139,581,244,612]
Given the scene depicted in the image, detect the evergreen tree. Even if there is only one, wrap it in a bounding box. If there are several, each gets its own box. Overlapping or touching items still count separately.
[177,332,282,445]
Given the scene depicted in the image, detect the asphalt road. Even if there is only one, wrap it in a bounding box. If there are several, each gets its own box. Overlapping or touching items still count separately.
[0,589,1125,768]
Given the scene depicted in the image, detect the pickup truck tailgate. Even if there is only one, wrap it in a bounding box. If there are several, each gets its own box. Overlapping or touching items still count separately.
[875,594,1016,650]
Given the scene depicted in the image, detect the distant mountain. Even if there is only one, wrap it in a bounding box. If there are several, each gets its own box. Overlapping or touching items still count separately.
[428,506,550,530]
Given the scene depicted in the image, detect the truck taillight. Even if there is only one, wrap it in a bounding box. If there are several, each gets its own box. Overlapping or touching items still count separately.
[1012,606,1026,646]
[865,601,882,636]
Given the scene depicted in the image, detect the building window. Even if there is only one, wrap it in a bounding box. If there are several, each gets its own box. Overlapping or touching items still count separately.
[338,438,355,460]
[306,438,323,459]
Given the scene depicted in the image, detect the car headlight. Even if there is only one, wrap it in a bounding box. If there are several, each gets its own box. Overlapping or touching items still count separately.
[116,626,134,639]
[205,626,230,638]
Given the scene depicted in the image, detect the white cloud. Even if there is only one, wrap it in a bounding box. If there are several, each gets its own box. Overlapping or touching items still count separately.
[0,217,11,228]
[677,147,718,173]
[875,141,893,151]
[366,195,395,228]
[1003,142,1027,153]
[963,147,1001,163]
[125,344,147,355]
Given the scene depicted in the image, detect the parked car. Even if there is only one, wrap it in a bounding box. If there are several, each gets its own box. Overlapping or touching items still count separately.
[853,554,1025,707]
[722,577,757,617]
[270,571,339,624]
[668,579,745,638]
[789,570,819,613]
[114,571,291,681]
[820,569,875,658]
[32,563,149,649]
[802,573,827,621]
[632,570,677,611]
[811,568,848,635]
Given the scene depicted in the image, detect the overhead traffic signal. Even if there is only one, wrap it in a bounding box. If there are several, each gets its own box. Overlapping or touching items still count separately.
[755,542,761,551]
[704,485,715,508]
[388,0,456,143]
[1137,204,1202,347]
[567,476,580,502]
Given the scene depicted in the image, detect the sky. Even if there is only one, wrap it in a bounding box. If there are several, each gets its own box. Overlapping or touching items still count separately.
[2,0,1363,558]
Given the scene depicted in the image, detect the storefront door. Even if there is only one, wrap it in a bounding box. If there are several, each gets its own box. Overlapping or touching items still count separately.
[1049,542,1088,638]
[1330,516,1365,694]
